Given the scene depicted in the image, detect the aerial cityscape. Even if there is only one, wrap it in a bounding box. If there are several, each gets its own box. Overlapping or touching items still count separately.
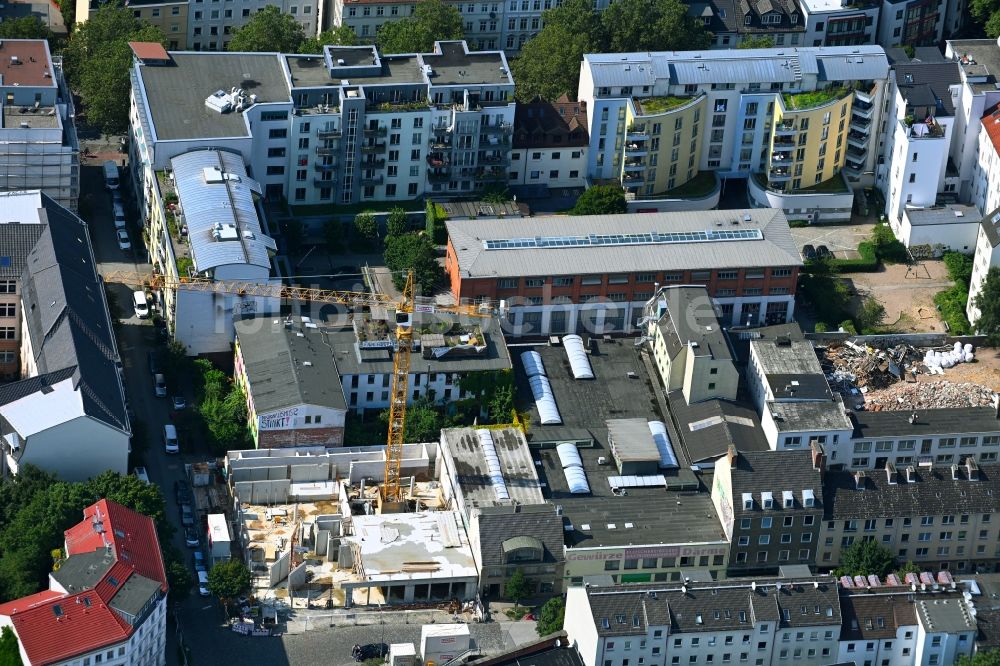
[3,0,1000,663]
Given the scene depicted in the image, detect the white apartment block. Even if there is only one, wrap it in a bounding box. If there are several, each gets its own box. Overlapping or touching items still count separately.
[0,40,80,212]
[509,95,589,189]
[967,211,1000,326]
[798,0,879,47]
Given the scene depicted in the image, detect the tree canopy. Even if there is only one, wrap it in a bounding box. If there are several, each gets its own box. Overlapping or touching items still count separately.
[0,16,51,39]
[63,4,165,133]
[973,0,1000,37]
[957,650,1000,666]
[383,232,444,295]
[571,185,627,215]
[301,25,359,52]
[228,6,306,52]
[973,267,1000,344]
[0,626,22,666]
[386,207,409,238]
[380,401,442,441]
[512,0,709,100]
[504,569,531,607]
[738,35,775,48]
[834,539,896,579]
[376,0,463,54]
[206,559,252,599]
[536,597,566,637]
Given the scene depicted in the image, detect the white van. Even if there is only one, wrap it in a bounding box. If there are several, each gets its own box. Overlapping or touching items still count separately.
[103,161,120,190]
[163,424,179,454]
[113,202,126,229]
[133,467,150,483]
[153,373,167,398]
[132,290,149,318]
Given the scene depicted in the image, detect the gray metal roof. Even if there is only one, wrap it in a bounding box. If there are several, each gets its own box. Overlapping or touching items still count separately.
[652,286,732,361]
[904,203,978,226]
[171,149,274,272]
[440,426,545,507]
[767,395,854,433]
[665,392,769,464]
[583,46,888,89]
[136,52,291,141]
[234,316,348,413]
[607,418,660,462]
[109,573,161,618]
[15,193,128,433]
[851,406,1000,439]
[894,62,961,116]
[447,209,800,279]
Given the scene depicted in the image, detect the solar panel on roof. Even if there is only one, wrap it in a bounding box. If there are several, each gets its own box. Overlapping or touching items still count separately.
[483,228,764,250]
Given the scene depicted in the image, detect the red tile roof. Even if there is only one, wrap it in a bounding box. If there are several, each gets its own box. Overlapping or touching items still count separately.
[128,41,170,62]
[0,500,167,666]
[982,103,1000,157]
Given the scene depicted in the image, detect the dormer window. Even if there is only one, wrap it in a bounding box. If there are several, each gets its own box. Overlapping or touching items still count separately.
[744,13,752,25]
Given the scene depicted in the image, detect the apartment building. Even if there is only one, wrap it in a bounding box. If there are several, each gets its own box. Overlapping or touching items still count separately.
[566,578,842,666]
[746,327,854,453]
[643,285,740,405]
[445,208,801,337]
[968,209,1000,326]
[577,46,889,220]
[0,500,168,666]
[711,447,824,575]
[820,459,1000,574]
[233,316,348,448]
[0,191,129,482]
[880,62,962,229]
[798,0,879,47]
[877,0,963,48]
[0,40,80,212]
[130,41,515,212]
[510,95,588,190]
[696,0,806,49]
[77,0,317,50]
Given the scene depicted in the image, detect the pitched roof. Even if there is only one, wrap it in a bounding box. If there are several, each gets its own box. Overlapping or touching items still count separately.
[475,504,565,567]
[731,449,822,515]
[128,41,169,62]
[1,500,166,666]
[513,95,589,150]
[665,391,769,464]
[894,62,960,116]
[652,286,731,361]
[840,592,918,640]
[982,104,1000,163]
[15,194,128,434]
[823,463,1000,519]
[0,220,44,279]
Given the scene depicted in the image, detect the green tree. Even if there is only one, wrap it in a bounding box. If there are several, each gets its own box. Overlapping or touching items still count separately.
[600,0,710,53]
[85,471,171,540]
[206,559,252,600]
[481,186,512,204]
[834,539,896,578]
[536,597,566,637]
[165,547,192,601]
[300,24,359,52]
[353,211,379,248]
[571,185,627,215]
[380,401,441,441]
[895,561,921,577]
[856,296,886,333]
[0,625,22,666]
[376,0,463,54]
[511,0,599,100]
[738,35,775,48]
[504,569,532,608]
[974,267,1000,344]
[383,233,444,295]
[227,6,306,52]
[800,258,851,328]
[488,384,514,423]
[281,218,305,254]
[63,4,164,133]
[324,218,343,252]
[201,387,250,454]
[0,15,51,39]
[386,207,409,238]
[957,651,1000,666]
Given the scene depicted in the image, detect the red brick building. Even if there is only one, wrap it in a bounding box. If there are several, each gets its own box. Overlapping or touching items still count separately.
[445,208,801,337]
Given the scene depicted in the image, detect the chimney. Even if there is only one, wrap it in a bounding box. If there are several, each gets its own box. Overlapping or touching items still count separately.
[886,461,898,485]
[967,457,980,480]
[811,441,826,472]
[727,444,738,468]
[951,464,960,481]
[854,471,866,490]
[909,412,918,425]
[905,466,916,483]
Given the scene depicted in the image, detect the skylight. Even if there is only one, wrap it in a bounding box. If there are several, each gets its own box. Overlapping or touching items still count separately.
[482,228,764,251]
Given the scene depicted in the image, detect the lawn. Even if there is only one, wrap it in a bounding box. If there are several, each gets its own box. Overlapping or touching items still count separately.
[782,87,847,111]
[663,171,718,198]
[638,96,695,114]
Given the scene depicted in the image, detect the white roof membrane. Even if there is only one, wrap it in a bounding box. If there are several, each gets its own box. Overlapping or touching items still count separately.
[528,374,561,425]
[647,421,679,469]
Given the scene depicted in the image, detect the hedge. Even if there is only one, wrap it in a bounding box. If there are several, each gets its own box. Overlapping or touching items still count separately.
[829,241,878,273]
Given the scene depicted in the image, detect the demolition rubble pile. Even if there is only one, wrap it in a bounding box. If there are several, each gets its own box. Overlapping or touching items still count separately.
[824,340,996,409]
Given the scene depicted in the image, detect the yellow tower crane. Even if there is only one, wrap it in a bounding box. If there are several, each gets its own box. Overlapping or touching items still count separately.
[102,269,490,503]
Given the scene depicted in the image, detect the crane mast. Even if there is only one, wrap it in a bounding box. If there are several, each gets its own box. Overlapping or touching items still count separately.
[384,272,415,503]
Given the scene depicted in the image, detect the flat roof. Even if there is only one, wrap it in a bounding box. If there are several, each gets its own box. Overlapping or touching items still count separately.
[948,39,1000,94]
[915,596,977,634]
[752,338,824,376]
[349,511,478,582]
[235,316,348,413]
[665,391,769,464]
[851,406,1000,439]
[768,396,853,433]
[171,149,274,271]
[0,39,53,87]
[447,209,800,279]
[137,52,290,141]
[608,418,660,462]
[904,204,979,226]
[3,106,60,129]
[652,286,731,361]
[439,427,545,507]
[422,41,512,86]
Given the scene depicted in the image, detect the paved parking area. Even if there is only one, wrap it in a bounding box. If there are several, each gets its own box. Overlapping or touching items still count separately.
[790,222,874,260]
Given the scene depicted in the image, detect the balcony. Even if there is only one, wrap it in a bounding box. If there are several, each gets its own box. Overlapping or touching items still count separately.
[363,126,388,137]
[770,147,793,162]
[481,122,512,134]
[480,136,511,147]
[317,128,342,139]
[774,121,797,136]
[844,160,865,174]
[906,118,946,139]
[428,171,451,183]
[431,124,452,135]
[622,173,645,185]
[314,163,338,172]
[768,168,792,181]
[625,127,649,141]
[479,154,509,166]
[475,168,507,182]
[623,160,645,172]
[361,158,386,169]
[854,86,877,105]
[847,131,868,149]
[624,143,648,157]
[360,175,384,185]
[315,145,337,156]
[852,100,875,119]
[313,178,335,187]
[850,116,871,133]
[427,155,450,167]
[429,139,452,149]
[361,143,387,154]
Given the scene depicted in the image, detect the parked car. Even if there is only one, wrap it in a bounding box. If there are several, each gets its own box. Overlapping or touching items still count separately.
[164,424,179,454]
[184,527,200,547]
[113,202,127,230]
[153,373,167,398]
[816,244,832,259]
[148,350,163,375]
[176,485,192,506]
[172,396,187,410]
[116,229,131,251]
[197,571,210,597]
[181,504,194,527]
[133,467,150,484]
[801,244,817,260]
[193,551,205,572]
[132,290,149,319]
